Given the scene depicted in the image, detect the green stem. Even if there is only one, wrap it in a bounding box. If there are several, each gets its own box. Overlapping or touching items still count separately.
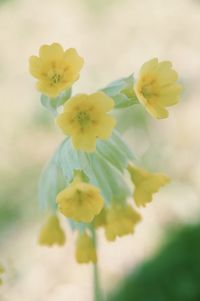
[91,227,104,301]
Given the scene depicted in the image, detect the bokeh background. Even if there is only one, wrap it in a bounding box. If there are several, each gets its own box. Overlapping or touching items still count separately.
[1,0,200,300]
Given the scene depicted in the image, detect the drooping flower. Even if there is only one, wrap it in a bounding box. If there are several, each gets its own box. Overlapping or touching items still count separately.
[56,92,116,152]
[75,232,97,264]
[134,58,182,119]
[38,214,66,246]
[93,208,106,228]
[29,43,84,97]
[56,177,104,223]
[128,164,170,207]
[104,204,141,241]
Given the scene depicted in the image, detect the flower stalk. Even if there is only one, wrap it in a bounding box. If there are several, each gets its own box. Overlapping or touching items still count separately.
[91,227,104,301]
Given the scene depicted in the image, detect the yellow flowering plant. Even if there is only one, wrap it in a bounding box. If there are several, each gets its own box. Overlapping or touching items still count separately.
[38,214,66,246]
[29,43,182,301]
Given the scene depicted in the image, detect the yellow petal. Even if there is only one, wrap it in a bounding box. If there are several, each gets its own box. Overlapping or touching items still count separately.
[96,115,116,139]
[39,43,64,61]
[72,132,97,152]
[63,94,87,112]
[64,48,84,75]
[145,102,169,119]
[38,215,66,247]
[140,58,158,76]
[29,56,42,78]
[75,232,97,264]
[56,112,73,135]
[88,92,115,112]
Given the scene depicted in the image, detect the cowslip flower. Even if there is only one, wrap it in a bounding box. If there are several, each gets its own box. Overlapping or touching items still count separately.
[128,164,170,207]
[56,92,116,152]
[56,177,104,223]
[134,58,182,119]
[38,215,66,246]
[104,204,141,241]
[29,43,84,97]
[75,232,97,264]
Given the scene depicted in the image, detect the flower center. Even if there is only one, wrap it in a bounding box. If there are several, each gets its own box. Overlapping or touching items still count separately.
[76,111,91,127]
[51,73,61,84]
[141,78,158,99]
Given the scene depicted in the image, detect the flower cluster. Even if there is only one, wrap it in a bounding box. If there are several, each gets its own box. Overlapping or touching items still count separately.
[29,43,182,264]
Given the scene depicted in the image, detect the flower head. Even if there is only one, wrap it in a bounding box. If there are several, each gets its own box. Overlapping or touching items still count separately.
[134,58,182,119]
[56,178,104,223]
[29,43,84,97]
[128,164,170,207]
[38,215,66,246]
[56,92,116,152]
[105,204,141,241]
[75,232,97,264]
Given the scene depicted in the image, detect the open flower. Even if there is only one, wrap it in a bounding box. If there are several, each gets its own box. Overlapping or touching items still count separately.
[38,215,66,246]
[75,232,97,264]
[29,43,84,97]
[105,204,141,241]
[134,58,182,119]
[56,179,104,223]
[56,92,116,152]
[128,164,170,207]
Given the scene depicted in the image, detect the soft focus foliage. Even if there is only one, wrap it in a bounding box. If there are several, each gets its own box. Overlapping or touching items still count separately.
[108,223,200,301]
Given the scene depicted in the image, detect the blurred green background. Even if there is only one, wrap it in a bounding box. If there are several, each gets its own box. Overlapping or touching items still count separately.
[1,0,200,300]
[108,223,200,301]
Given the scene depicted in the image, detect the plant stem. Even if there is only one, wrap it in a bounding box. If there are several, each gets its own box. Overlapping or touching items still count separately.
[91,227,103,301]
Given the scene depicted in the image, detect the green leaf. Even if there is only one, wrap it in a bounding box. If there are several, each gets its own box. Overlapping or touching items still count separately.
[96,130,134,172]
[40,88,72,116]
[57,130,133,204]
[68,219,89,233]
[102,78,127,96]
[101,74,138,109]
[38,152,66,211]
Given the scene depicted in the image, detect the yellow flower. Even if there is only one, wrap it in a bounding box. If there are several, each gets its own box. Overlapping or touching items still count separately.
[38,215,66,246]
[134,58,182,119]
[56,92,116,152]
[75,232,97,264]
[93,208,106,228]
[128,164,170,207]
[105,204,141,241]
[29,43,84,97]
[56,179,104,223]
